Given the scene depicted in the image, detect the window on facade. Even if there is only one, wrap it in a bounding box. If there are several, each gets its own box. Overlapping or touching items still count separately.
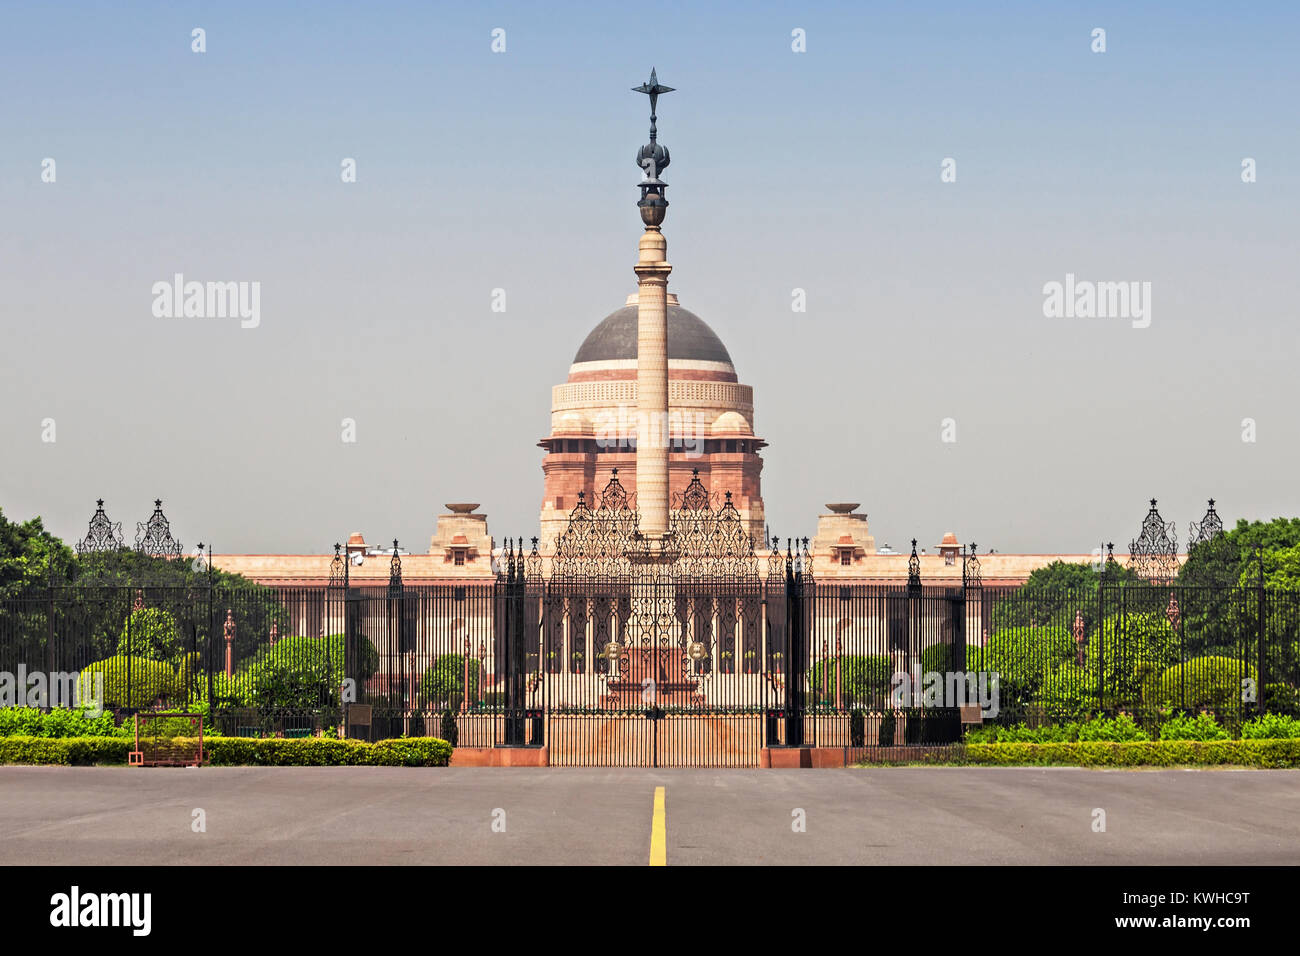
[454,551,465,566]
[945,553,955,566]
[840,552,851,566]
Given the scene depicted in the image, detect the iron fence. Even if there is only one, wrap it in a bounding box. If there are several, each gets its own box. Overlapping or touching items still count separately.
[1,574,1296,763]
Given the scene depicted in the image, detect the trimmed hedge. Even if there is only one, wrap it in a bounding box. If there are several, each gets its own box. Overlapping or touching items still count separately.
[0,735,452,767]
[963,739,1300,768]
[0,736,132,765]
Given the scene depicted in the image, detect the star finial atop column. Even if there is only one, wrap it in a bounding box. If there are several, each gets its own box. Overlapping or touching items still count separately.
[632,68,674,224]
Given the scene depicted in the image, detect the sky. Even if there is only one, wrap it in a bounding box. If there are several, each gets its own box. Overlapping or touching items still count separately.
[1,0,1297,556]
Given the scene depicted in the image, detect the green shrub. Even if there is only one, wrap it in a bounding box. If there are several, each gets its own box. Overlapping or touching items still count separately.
[204,736,452,767]
[76,656,183,709]
[964,725,998,743]
[115,607,183,662]
[919,643,952,674]
[1076,713,1148,741]
[962,739,1300,768]
[918,643,987,674]
[0,735,454,768]
[1242,713,1300,739]
[1084,612,1180,707]
[204,671,251,707]
[0,707,43,737]
[240,635,345,709]
[1036,664,1094,716]
[976,722,1082,743]
[1146,657,1255,713]
[808,655,892,706]
[984,625,1074,697]
[421,655,480,708]
[1159,712,1230,741]
[370,737,453,767]
[1263,683,1300,717]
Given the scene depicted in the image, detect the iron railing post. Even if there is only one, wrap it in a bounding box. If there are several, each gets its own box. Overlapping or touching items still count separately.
[45,555,55,710]
[1257,545,1267,715]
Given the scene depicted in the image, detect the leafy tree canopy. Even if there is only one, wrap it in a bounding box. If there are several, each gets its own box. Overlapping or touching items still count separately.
[1180,517,1300,588]
[1235,542,1300,591]
[0,508,74,598]
[991,559,1140,633]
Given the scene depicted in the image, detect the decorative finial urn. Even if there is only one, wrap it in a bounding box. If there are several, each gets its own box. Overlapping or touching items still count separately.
[632,68,674,225]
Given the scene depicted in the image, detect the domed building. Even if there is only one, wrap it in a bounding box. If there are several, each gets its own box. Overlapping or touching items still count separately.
[538,292,767,548]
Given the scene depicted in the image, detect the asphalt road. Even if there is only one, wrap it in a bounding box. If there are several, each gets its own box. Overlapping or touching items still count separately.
[1,766,1297,865]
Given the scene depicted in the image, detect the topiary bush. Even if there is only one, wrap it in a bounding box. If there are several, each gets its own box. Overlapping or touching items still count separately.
[421,655,480,709]
[920,643,951,674]
[1036,663,1095,716]
[1145,657,1255,713]
[1084,611,1180,708]
[239,635,345,709]
[76,656,183,710]
[1158,712,1230,741]
[984,626,1074,692]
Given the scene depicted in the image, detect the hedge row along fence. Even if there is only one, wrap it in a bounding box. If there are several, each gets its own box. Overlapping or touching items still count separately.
[0,736,452,767]
[850,739,1300,768]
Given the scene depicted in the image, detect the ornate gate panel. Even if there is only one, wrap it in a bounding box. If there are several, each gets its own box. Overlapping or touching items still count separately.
[536,471,790,767]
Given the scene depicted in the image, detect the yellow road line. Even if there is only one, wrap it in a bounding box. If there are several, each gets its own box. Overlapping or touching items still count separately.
[649,786,666,866]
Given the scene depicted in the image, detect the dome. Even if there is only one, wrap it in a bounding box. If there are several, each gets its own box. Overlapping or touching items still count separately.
[573,294,733,366]
[711,411,752,435]
[554,411,591,435]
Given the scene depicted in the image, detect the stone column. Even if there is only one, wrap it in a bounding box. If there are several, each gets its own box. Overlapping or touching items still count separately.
[634,226,671,537]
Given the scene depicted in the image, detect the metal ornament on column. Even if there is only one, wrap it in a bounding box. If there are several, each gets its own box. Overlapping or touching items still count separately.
[1128,499,1179,583]
[76,499,124,555]
[135,499,182,559]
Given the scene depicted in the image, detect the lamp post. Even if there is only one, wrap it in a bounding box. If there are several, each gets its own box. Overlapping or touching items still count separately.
[477,640,487,706]
[820,638,828,704]
[835,635,843,710]
[462,636,471,714]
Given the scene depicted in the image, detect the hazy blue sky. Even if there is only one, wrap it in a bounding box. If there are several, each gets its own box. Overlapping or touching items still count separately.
[2,1,1297,555]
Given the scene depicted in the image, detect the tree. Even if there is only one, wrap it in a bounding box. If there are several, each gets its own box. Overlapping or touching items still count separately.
[420,654,480,709]
[1179,517,1300,589]
[989,559,1141,634]
[1235,542,1300,591]
[0,509,74,598]
[808,655,891,706]
[115,607,183,662]
[71,549,290,668]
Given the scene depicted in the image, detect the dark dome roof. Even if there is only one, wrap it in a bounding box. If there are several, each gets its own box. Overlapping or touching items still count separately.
[573,304,733,365]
